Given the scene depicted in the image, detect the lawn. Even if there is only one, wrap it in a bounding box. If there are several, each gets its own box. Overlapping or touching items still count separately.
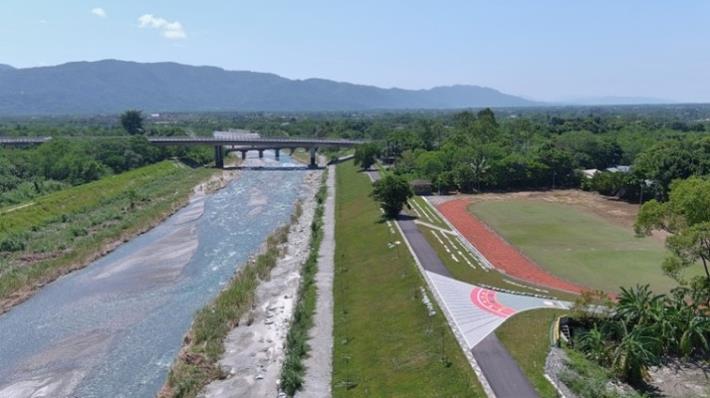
[496,309,567,398]
[332,161,484,397]
[469,200,678,293]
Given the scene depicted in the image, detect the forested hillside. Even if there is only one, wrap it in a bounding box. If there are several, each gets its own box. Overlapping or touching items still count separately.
[0,60,535,115]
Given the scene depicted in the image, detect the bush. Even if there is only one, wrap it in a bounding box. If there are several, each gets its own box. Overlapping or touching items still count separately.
[0,234,26,252]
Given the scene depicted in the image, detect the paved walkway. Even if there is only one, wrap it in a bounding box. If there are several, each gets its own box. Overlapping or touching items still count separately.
[369,169,569,397]
[425,271,566,349]
[297,165,336,398]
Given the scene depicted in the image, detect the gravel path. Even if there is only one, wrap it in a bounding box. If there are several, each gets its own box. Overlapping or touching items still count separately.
[296,164,336,398]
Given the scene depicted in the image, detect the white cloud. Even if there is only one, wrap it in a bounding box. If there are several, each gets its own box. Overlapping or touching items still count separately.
[91,8,107,18]
[138,14,187,40]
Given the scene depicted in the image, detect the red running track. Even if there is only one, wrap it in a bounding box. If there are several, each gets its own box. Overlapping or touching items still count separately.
[438,198,586,294]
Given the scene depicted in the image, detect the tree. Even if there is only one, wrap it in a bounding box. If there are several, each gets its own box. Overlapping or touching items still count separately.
[371,174,413,219]
[453,163,475,193]
[636,177,710,284]
[120,110,144,135]
[633,140,699,200]
[468,156,490,192]
[354,143,379,170]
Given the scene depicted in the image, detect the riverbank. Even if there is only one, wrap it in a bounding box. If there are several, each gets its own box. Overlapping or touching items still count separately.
[161,168,322,398]
[0,161,224,315]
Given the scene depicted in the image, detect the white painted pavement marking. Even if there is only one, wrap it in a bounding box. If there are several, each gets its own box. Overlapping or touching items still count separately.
[425,271,571,350]
[408,201,423,218]
[425,271,506,349]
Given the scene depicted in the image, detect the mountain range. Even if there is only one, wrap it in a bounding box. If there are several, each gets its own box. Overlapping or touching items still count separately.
[0,60,537,116]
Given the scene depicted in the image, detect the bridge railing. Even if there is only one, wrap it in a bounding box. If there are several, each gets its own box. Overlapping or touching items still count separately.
[146,136,365,145]
[0,137,52,145]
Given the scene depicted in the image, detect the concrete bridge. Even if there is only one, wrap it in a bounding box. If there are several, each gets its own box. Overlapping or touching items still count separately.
[0,136,364,168]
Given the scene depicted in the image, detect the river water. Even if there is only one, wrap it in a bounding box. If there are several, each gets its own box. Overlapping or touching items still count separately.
[0,152,308,397]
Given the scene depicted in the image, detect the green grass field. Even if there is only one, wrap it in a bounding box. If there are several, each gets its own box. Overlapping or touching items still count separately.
[496,309,566,398]
[332,161,484,397]
[496,309,564,398]
[469,200,678,293]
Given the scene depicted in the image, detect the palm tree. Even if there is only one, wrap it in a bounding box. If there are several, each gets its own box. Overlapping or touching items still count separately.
[609,320,660,385]
[616,284,663,326]
[469,156,490,192]
[576,325,608,363]
[679,314,709,357]
[648,298,677,355]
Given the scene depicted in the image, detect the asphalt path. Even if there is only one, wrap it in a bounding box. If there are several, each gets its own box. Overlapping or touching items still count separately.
[366,169,540,398]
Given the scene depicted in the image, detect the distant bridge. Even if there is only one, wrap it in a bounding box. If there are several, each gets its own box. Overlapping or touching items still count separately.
[0,136,365,168]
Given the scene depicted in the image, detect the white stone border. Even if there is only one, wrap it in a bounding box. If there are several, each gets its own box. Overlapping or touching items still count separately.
[544,373,568,398]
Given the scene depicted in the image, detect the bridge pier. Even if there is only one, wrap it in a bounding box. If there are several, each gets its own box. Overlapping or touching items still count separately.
[258,149,264,159]
[241,150,247,160]
[214,145,224,169]
[275,148,280,160]
[309,147,318,168]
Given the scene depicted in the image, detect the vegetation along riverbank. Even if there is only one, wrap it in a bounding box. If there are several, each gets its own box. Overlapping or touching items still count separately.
[161,170,322,398]
[0,160,218,314]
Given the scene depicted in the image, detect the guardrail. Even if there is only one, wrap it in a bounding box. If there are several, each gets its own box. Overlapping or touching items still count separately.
[146,137,365,146]
[0,136,366,147]
[0,137,52,145]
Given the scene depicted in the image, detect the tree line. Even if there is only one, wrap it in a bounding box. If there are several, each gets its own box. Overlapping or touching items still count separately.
[0,111,213,206]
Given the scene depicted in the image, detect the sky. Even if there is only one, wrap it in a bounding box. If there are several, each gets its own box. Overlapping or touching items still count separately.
[2,1,709,102]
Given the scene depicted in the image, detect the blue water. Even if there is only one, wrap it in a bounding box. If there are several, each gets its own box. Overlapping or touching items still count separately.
[0,153,308,397]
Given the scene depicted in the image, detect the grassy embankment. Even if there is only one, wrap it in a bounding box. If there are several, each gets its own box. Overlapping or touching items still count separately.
[162,215,296,397]
[0,161,214,311]
[280,171,328,396]
[495,309,567,398]
[469,200,682,292]
[405,196,577,301]
[332,161,484,397]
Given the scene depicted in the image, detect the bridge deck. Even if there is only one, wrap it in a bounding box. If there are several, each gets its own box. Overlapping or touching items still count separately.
[0,136,363,147]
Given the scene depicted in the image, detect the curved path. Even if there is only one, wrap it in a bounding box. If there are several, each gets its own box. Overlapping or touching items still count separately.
[369,170,570,397]
[398,218,568,398]
[438,198,586,294]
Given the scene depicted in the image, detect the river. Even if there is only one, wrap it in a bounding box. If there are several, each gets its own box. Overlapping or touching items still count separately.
[0,152,308,397]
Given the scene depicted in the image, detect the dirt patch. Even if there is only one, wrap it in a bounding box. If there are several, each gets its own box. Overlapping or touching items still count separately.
[648,360,710,398]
